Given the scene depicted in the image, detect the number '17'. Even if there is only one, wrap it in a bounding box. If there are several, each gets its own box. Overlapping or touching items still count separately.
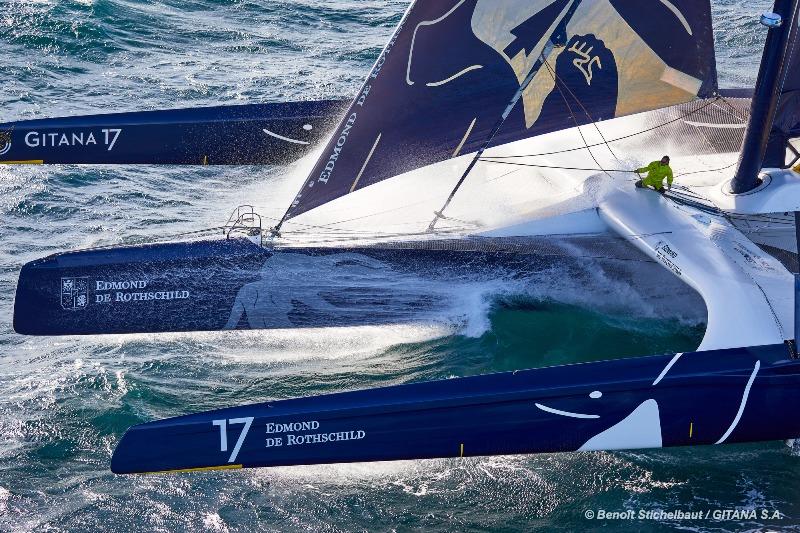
[212,417,254,463]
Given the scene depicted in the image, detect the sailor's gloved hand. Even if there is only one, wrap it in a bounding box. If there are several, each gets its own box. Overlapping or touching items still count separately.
[658,187,666,194]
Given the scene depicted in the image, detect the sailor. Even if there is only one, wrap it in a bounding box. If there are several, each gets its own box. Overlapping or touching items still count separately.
[634,156,673,193]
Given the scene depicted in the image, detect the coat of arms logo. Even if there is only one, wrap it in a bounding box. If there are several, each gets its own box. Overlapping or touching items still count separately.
[61,277,89,310]
[0,131,11,156]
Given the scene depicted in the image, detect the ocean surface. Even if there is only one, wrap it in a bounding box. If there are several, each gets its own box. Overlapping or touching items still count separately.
[1,1,799,531]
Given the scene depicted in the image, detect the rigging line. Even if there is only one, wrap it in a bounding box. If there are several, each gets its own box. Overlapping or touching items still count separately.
[485,167,524,183]
[61,226,229,252]
[484,98,722,159]
[691,119,722,154]
[243,212,356,235]
[727,214,796,225]
[275,183,489,234]
[426,1,583,233]
[278,227,475,246]
[274,213,478,236]
[256,208,475,237]
[716,95,749,122]
[674,161,737,178]
[480,159,739,198]
[666,190,796,230]
[724,211,798,223]
[541,55,622,163]
[424,68,542,233]
[667,187,712,203]
[663,193,721,214]
[479,158,634,173]
[283,225,476,241]
[539,55,618,183]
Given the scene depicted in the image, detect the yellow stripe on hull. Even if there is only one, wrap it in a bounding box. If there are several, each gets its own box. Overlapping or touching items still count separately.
[0,160,44,165]
[139,464,243,475]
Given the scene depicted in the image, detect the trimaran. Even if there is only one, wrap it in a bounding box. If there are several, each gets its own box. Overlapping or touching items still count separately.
[6,0,800,474]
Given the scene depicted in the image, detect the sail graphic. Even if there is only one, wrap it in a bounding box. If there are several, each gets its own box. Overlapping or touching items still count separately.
[766,1,800,167]
[283,0,717,219]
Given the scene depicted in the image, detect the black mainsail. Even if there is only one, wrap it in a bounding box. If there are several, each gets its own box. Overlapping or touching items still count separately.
[278,0,718,224]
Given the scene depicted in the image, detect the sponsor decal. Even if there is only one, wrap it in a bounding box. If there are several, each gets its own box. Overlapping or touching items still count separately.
[732,241,775,272]
[211,417,367,463]
[315,111,359,185]
[24,128,122,151]
[303,19,404,193]
[93,279,189,303]
[59,277,190,308]
[0,131,11,156]
[654,240,682,277]
[659,243,677,259]
[61,277,89,310]
[263,419,366,448]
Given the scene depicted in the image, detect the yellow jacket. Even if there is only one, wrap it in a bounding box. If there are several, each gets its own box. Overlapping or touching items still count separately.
[636,161,673,189]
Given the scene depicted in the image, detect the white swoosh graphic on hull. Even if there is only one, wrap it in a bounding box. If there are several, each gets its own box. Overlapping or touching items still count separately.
[653,352,684,385]
[535,403,599,419]
[715,360,760,444]
[262,128,310,145]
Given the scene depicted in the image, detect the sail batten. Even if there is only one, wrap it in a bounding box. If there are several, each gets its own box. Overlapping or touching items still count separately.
[284,0,718,221]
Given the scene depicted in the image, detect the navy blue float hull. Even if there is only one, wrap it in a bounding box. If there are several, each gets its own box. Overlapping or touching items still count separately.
[0,100,346,165]
[14,237,571,336]
[15,239,268,335]
[110,343,800,474]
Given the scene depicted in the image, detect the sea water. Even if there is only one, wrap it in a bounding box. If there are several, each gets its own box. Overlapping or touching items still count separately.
[1,1,799,531]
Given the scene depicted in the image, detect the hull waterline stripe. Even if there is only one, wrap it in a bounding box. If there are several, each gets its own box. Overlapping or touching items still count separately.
[715,360,761,444]
[350,133,382,193]
[0,160,43,164]
[140,464,243,475]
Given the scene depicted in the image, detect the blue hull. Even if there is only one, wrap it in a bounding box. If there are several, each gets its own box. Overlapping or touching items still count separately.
[110,343,800,474]
[0,100,346,165]
[15,239,268,335]
[14,237,582,335]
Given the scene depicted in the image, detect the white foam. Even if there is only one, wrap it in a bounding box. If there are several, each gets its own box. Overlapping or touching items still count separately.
[217,323,452,364]
[201,512,229,533]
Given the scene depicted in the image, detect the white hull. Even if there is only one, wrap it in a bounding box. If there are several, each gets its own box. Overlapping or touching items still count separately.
[273,101,797,353]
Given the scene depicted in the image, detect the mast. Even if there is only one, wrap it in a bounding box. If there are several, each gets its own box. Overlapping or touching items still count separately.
[731,0,800,194]
[795,211,799,357]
